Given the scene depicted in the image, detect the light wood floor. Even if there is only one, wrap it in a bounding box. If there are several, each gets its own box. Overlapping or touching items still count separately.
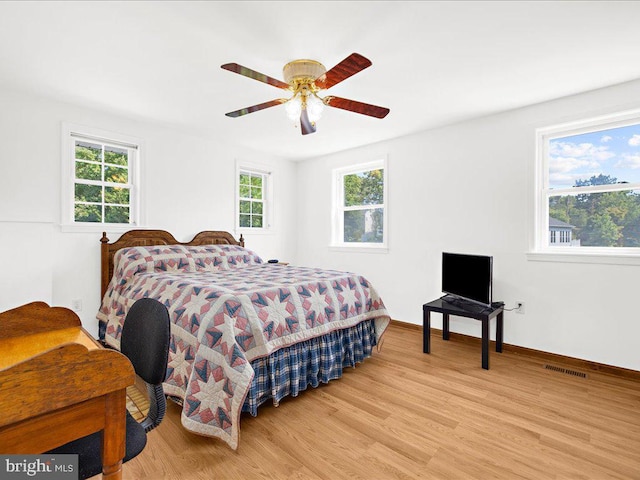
[114,323,640,479]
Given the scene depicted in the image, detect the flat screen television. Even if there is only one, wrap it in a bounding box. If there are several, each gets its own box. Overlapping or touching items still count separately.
[442,252,493,307]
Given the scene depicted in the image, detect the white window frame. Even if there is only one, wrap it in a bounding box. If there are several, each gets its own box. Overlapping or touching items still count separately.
[235,161,273,234]
[331,158,389,253]
[61,122,144,233]
[530,109,640,265]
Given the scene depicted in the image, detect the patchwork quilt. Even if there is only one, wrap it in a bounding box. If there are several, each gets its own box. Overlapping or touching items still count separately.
[97,244,390,449]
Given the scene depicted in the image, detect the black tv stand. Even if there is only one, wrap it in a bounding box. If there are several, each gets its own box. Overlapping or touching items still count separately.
[423,295,504,370]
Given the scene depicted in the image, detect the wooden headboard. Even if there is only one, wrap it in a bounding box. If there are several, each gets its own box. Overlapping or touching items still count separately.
[100,230,245,299]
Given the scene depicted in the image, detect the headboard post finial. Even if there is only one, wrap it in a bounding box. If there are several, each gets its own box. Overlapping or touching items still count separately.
[100,232,111,300]
[239,234,245,247]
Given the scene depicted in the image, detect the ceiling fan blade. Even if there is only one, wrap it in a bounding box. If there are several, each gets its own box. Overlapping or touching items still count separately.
[300,109,316,135]
[324,96,390,119]
[315,53,372,90]
[221,63,290,90]
[225,98,287,118]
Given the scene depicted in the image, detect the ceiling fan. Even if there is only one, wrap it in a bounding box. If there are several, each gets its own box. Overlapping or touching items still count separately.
[221,53,390,135]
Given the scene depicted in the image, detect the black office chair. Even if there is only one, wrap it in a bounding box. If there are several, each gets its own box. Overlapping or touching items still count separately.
[48,298,171,479]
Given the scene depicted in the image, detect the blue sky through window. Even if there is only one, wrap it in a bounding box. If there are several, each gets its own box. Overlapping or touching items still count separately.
[549,123,640,189]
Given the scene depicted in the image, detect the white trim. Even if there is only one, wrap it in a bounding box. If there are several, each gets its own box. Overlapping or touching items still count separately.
[329,245,389,254]
[331,157,388,250]
[0,220,55,225]
[527,251,640,266]
[69,131,139,150]
[531,110,640,261]
[234,160,274,235]
[60,122,144,232]
[60,223,138,234]
[537,107,640,140]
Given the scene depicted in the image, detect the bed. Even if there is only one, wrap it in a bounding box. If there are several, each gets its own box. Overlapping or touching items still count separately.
[97,229,390,449]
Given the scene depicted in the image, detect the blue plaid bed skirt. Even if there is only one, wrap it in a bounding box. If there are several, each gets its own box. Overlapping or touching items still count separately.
[242,319,377,416]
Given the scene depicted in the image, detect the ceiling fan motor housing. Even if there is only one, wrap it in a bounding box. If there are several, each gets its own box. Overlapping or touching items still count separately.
[283,60,326,89]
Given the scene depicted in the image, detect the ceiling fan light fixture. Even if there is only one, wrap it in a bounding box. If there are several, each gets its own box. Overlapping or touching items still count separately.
[306,93,324,123]
[285,91,324,126]
[284,95,302,123]
[222,53,389,135]
[283,60,327,127]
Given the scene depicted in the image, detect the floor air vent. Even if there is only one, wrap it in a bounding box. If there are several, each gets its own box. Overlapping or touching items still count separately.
[544,364,587,379]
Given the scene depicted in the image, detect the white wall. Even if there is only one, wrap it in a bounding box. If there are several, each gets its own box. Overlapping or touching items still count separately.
[295,79,640,371]
[3,78,639,371]
[0,88,297,337]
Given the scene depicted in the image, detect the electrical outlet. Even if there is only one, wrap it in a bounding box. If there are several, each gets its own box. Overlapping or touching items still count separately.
[515,301,525,314]
[72,299,83,312]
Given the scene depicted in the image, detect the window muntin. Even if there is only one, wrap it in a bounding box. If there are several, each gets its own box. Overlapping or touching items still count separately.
[537,113,640,253]
[333,160,387,248]
[62,124,141,231]
[236,164,272,232]
[73,140,132,224]
[238,170,266,228]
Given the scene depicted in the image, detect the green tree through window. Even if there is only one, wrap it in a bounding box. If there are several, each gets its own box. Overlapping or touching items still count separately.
[343,169,384,243]
[541,116,640,251]
[549,174,640,247]
[238,170,267,229]
[73,140,132,224]
[334,160,387,247]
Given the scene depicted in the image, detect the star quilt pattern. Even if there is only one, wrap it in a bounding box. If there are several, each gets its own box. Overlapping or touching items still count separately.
[97,244,390,449]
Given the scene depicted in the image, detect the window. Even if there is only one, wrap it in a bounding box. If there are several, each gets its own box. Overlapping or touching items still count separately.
[535,110,640,257]
[332,159,388,250]
[61,123,142,232]
[236,163,272,231]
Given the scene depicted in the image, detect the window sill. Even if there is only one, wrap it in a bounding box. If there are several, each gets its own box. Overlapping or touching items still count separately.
[329,245,389,254]
[527,250,640,266]
[60,223,140,234]
[236,228,273,236]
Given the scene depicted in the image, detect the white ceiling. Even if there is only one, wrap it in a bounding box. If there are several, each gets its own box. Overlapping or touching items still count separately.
[2,1,640,161]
